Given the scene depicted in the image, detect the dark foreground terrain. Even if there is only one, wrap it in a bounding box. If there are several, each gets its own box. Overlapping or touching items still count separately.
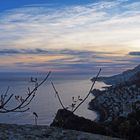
[0,123,122,140]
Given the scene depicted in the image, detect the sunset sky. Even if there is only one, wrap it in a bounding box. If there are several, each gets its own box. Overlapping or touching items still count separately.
[0,0,140,75]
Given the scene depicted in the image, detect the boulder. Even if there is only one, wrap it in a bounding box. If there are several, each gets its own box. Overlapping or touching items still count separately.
[51,109,118,137]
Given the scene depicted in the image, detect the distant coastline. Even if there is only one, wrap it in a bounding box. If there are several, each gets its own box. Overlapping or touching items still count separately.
[89,64,140,122]
[91,64,140,85]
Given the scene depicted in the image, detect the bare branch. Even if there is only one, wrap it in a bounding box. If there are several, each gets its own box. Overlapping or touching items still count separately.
[20,93,35,109]
[1,107,30,113]
[0,71,51,113]
[72,68,101,113]
[0,94,14,109]
[51,82,66,110]
[3,86,10,101]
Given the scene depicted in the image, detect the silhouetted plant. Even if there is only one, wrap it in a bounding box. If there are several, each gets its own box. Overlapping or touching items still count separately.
[72,68,101,113]
[51,69,101,113]
[51,82,65,109]
[67,96,83,111]
[0,71,51,113]
[33,112,38,126]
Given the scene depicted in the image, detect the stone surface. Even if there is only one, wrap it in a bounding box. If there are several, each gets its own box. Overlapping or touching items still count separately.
[0,123,122,140]
[51,109,119,137]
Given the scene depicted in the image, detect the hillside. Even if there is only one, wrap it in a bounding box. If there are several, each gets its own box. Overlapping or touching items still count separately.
[91,64,140,85]
[89,65,140,139]
[90,64,140,122]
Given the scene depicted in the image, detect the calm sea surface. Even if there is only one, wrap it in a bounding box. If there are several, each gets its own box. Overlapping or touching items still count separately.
[0,73,107,125]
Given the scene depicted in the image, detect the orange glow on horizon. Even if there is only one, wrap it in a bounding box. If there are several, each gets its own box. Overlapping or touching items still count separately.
[0,55,71,65]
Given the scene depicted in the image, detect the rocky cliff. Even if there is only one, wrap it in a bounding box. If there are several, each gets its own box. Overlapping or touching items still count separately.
[91,64,140,85]
[89,65,140,139]
[90,65,140,122]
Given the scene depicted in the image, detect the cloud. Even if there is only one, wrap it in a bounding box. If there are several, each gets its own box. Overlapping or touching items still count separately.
[129,51,140,56]
[0,49,20,55]
[123,2,140,11]
[0,0,140,73]
[0,48,103,57]
[13,55,139,75]
[0,47,139,74]
[0,48,48,55]
[0,0,140,51]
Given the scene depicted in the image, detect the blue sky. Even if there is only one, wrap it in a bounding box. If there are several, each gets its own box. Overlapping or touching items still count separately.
[0,0,140,75]
[1,0,138,12]
[0,0,101,12]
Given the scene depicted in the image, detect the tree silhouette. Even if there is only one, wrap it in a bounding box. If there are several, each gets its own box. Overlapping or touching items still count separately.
[0,72,51,113]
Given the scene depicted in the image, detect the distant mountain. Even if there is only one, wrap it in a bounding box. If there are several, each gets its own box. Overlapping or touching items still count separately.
[92,64,140,85]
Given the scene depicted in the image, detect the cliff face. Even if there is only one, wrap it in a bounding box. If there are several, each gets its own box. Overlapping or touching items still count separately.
[92,64,140,85]
[89,83,140,122]
[0,123,122,140]
[90,67,140,122]
[89,65,140,139]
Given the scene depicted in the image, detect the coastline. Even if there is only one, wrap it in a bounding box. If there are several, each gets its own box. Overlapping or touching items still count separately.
[88,87,110,122]
[88,100,109,122]
[89,80,140,122]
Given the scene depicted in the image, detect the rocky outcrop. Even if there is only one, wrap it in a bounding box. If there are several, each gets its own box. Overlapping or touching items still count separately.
[0,123,122,140]
[51,109,119,138]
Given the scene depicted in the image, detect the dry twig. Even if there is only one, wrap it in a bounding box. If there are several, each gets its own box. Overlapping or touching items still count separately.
[0,71,51,113]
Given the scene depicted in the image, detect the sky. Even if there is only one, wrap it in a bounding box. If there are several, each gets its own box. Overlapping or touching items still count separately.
[0,0,140,75]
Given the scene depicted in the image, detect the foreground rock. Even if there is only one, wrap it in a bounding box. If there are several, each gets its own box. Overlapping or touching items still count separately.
[0,123,122,140]
[51,109,119,138]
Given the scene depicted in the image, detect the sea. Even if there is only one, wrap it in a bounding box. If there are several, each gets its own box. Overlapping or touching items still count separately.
[0,72,107,125]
